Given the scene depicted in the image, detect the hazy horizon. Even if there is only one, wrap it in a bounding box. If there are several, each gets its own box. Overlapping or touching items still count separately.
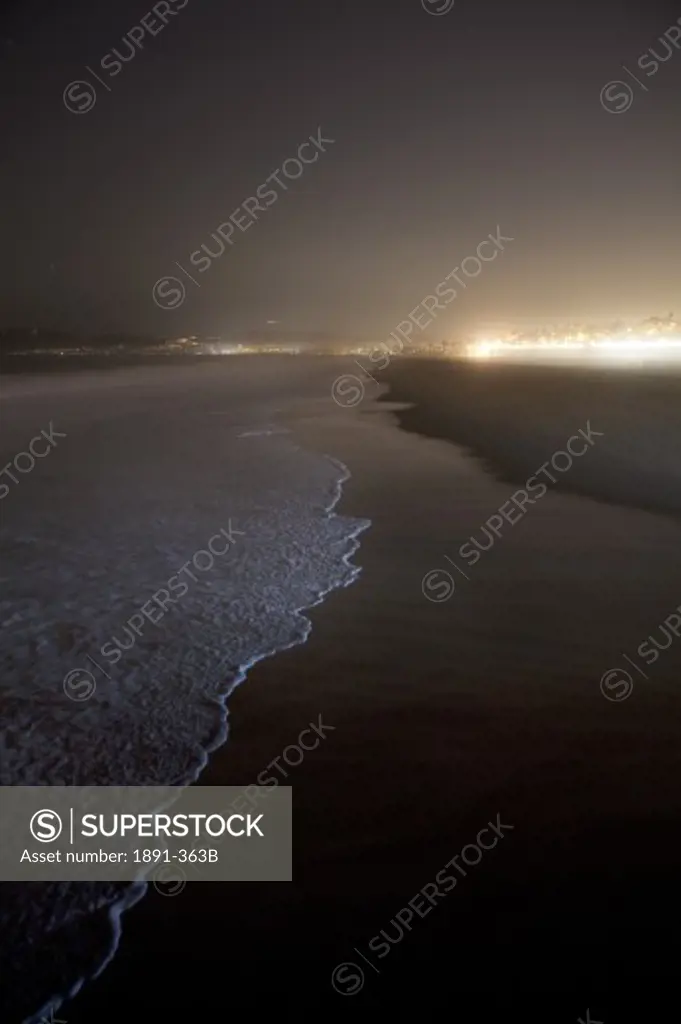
[1,0,679,338]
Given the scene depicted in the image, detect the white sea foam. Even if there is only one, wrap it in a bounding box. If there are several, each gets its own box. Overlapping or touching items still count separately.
[0,359,369,1022]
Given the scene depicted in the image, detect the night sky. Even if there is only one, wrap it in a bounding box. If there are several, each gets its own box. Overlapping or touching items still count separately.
[1,0,679,338]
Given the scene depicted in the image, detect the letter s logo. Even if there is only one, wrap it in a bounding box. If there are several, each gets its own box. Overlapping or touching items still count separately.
[152,276,186,310]
[63,81,97,115]
[30,809,63,842]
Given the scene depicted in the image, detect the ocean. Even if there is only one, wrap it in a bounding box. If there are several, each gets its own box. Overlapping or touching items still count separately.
[0,358,368,1021]
[2,356,680,1022]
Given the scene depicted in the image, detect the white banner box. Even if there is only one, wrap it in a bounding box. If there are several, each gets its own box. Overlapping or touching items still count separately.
[0,786,292,882]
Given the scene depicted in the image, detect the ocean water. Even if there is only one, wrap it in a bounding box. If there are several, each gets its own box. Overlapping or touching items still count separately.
[0,359,369,1022]
[5,356,681,1020]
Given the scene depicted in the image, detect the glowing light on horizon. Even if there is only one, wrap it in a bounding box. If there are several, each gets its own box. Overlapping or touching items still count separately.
[466,325,681,365]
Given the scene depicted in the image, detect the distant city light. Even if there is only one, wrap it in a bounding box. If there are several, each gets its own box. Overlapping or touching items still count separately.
[465,317,681,365]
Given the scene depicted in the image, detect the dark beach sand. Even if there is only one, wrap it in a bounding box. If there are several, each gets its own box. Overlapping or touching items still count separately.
[61,359,681,1022]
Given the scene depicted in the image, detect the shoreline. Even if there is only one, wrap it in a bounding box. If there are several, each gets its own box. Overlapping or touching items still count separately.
[378,357,681,522]
[0,359,370,1024]
[9,358,681,1022]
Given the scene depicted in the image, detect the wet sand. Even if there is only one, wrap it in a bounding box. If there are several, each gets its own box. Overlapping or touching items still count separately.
[58,359,681,1022]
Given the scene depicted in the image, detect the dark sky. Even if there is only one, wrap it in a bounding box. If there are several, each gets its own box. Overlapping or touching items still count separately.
[1,0,679,339]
